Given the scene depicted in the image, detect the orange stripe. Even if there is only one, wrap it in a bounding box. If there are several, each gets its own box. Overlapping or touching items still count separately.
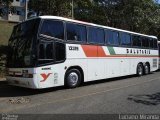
[81,45,158,58]
[81,45,97,57]
[98,46,107,57]
[81,45,107,57]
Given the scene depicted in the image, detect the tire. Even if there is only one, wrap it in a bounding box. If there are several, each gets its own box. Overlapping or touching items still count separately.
[144,64,150,75]
[137,64,143,76]
[65,69,81,88]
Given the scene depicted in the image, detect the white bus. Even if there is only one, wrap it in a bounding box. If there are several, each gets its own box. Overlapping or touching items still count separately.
[6,16,159,89]
[158,41,160,69]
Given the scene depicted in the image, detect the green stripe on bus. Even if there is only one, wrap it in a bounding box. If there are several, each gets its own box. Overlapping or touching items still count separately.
[107,46,116,55]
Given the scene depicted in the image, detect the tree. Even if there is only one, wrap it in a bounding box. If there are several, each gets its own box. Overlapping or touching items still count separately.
[28,0,160,39]
[0,0,12,16]
[28,0,71,17]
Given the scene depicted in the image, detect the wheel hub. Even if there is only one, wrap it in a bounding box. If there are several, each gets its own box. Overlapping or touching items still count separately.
[68,72,78,86]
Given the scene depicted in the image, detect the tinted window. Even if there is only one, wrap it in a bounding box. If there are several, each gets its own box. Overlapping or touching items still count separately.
[66,23,87,42]
[39,43,53,60]
[40,20,64,39]
[38,42,54,64]
[121,33,131,46]
[46,43,53,59]
[39,44,45,59]
[106,30,113,45]
[55,42,65,61]
[153,39,158,49]
[149,39,154,48]
[142,37,149,48]
[132,35,141,47]
[113,31,119,45]
[88,27,105,44]
[106,30,119,45]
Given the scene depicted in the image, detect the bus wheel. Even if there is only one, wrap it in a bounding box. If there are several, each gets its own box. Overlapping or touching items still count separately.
[144,64,150,75]
[65,69,81,88]
[137,63,143,76]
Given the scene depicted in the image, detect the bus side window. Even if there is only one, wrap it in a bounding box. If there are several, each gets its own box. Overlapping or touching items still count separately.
[55,42,65,62]
[38,42,54,64]
[66,23,87,42]
[138,36,142,47]
[88,27,104,44]
[153,39,158,49]
[149,39,154,49]
[132,35,141,47]
[106,30,120,46]
[106,30,113,45]
[142,37,148,48]
[39,44,45,59]
[40,20,64,40]
[123,33,132,47]
[97,28,105,44]
[46,43,53,59]
[126,34,131,47]
[113,31,120,46]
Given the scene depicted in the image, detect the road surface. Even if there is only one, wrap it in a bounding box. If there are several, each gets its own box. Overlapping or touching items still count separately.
[0,71,160,118]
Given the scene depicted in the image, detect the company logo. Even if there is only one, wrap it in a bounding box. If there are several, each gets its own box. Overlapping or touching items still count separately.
[40,73,52,82]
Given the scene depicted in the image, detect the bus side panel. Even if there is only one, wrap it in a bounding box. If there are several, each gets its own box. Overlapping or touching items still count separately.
[36,64,65,89]
[150,50,159,72]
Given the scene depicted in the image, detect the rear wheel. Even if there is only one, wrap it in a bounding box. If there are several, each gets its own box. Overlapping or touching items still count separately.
[144,64,150,75]
[137,64,143,76]
[65,69,81,88]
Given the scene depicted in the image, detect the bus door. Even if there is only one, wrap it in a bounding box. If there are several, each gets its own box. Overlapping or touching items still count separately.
[37,39,65,88]
[38,40,55,88]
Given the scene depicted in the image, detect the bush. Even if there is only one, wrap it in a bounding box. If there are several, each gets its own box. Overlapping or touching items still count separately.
[0,45,8,77]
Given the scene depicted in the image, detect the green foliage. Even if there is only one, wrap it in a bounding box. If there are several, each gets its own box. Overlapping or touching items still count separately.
[28,0,159,39]
[28,0,160,39]
[75,0,160,39]
[29,0,71,17]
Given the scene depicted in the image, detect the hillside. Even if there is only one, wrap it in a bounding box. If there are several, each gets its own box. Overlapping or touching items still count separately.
[0,21,15,77]
[0,21,15,45]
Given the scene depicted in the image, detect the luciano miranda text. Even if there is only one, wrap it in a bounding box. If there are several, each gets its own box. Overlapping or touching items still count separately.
[119,114,159,120]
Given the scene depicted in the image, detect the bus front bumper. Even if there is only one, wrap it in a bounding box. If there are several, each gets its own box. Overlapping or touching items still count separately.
[6,76,39,89]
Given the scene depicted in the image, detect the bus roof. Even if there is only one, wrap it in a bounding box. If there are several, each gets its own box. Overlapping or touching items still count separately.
[30,16,157,39]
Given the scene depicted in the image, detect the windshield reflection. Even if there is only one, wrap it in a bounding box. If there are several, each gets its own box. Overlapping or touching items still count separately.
[7,18,40,68]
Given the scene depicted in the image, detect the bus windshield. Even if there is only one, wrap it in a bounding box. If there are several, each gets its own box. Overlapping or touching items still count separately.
[7,18,40,68]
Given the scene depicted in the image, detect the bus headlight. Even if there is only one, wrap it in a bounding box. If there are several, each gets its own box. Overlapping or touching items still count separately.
[22,70,33,78]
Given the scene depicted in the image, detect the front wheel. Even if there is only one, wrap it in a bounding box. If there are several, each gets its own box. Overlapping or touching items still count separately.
[65,69,81,88]
[137,64,143,76]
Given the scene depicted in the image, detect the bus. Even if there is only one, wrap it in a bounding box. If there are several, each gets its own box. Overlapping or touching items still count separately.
[158,41,160,69]
[6,16,159,89]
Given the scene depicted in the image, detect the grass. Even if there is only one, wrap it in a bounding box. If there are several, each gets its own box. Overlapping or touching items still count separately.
[0,21,16,77]
[0,21,16,45]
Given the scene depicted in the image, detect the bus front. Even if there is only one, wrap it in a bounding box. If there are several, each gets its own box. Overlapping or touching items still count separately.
[6,18,41,88]
[6,17,66,89]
